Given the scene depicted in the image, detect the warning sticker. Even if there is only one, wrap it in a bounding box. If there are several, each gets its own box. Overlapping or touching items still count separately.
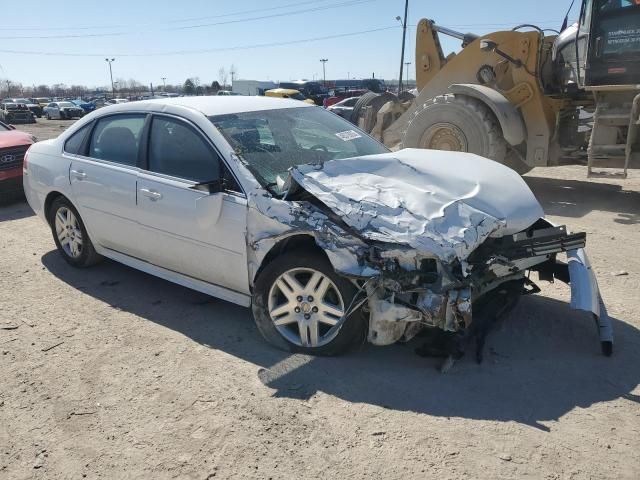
[335,130,362,141]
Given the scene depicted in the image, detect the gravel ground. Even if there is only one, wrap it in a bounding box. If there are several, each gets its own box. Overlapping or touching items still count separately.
[1,120,639,479]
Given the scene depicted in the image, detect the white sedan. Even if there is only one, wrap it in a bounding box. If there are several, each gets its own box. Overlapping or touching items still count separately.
[22,97,613,360]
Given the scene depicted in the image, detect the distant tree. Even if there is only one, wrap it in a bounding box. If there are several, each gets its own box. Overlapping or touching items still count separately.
[218,68,228,88]
[210,81,221,93]
[183,78,196,95]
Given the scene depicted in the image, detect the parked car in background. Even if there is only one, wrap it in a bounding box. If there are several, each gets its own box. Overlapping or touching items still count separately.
[9,98,43,118]
[71,99,97,113]
[323,88,367,108]
[31,97,51,110]
[44,101,84,120]
[0,103,35,124]
[105,98,129,105]
[22,96,612,359]
[327,96,360,119]
[216,90,242,96]
[264,88,315,104]
[0,120,36,204]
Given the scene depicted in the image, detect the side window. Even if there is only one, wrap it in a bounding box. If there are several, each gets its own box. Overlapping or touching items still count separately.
[148,116,220,182]
[64,123,92,155]
[89,114,146,166]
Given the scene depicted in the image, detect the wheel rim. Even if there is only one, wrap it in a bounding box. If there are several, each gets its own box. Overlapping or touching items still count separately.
[54,207,83,258]
[419,122,468,151]
[267,268,346,348]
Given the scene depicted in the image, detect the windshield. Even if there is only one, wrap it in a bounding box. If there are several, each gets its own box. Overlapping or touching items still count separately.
[4,104,20,110]
[58,102,75,108]
[210,106,389,190]
[14,98,30,104]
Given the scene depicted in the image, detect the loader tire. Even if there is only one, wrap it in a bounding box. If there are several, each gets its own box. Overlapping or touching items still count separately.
[350,92,398,132]
[402,94,509,167]
[350,91,380,125]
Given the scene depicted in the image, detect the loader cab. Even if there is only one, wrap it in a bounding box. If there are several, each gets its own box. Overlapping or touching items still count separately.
[577,0,640,87]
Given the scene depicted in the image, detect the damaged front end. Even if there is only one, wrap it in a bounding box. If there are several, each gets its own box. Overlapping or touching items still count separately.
[359,220,612,357]
[247,148,613,357]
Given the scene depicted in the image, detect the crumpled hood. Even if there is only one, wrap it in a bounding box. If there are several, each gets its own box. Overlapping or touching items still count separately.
[288,148,544,262]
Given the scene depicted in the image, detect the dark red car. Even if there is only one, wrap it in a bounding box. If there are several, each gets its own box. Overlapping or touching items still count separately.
[0,120,36,204]
[323,89,368,108]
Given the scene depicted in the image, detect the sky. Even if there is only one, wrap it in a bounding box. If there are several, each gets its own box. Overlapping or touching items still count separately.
[0,0,582,89]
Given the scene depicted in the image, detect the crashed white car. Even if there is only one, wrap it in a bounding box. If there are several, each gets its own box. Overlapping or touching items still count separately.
[23,97,612,358]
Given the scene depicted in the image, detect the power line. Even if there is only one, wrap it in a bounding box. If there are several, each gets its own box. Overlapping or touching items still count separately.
[0,0,377,40]
[0,26,399,57]
[0,0,345,31]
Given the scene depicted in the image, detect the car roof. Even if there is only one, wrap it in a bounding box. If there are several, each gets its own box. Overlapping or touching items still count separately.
[120,95,312,116]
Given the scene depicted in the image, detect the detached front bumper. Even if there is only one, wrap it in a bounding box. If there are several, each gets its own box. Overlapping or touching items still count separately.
[567,248,613,352]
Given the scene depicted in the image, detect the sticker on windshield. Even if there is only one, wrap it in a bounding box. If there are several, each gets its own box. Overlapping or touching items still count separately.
[335,130,362,141]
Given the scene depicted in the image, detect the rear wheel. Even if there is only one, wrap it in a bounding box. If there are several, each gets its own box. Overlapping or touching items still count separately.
[402,94,513,168]
[48,197,102,268]
[252,251,366,355]
[45,112,51,120]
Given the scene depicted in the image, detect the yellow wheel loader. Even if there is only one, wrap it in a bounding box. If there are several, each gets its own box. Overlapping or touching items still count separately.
[352,0,640,177]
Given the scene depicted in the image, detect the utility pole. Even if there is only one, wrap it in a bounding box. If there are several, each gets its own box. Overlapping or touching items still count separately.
[105,58,115,98]
[161,77,166,91]
[405,62,412,89]
[395,0,409,93]
[320,58,328,87]
[5,80,10,97]
[150,82,154,98]
[230,66,236,87]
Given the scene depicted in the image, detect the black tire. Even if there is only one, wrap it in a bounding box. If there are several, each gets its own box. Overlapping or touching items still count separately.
[60,111,66,120]
[350,91,379,124]
[398,90,416,102]
[402,94,508,165]
[252,250,367,356]
[48,196,102,268]
[46,113,51,120]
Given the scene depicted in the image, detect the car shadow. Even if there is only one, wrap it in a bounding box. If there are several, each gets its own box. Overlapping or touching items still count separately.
[42,250,640,430]
[524,175,640,224]
[0,200,34,221]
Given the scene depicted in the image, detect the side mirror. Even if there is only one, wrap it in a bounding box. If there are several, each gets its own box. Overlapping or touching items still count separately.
[190,179,223,194]
[480,39,498,52]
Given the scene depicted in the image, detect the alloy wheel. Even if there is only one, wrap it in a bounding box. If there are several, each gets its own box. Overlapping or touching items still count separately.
[54,206,83,258]
[267,267,346,348]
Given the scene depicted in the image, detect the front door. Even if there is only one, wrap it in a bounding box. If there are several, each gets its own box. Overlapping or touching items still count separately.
[136,115,249,294]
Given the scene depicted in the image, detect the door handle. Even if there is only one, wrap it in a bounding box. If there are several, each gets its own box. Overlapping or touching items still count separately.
[70,169,87,180]
[140,188,162,201]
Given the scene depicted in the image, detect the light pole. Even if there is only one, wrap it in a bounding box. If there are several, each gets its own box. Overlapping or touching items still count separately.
[161,77,166,91]
[105,58,115,98]
[405,62,412,89]
[320,58,328,87]
[395,0,409,93]
[113,81,119,96]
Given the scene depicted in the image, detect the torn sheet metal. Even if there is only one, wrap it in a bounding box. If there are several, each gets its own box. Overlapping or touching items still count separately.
[289,148,544,263]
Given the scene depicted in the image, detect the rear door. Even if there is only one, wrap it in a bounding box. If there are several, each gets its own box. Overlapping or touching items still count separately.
[68,113,147,257]
[136,114,249,293]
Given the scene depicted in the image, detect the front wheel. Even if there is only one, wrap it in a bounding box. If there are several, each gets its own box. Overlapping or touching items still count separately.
[252,251,366,356]
[48,197,102,267]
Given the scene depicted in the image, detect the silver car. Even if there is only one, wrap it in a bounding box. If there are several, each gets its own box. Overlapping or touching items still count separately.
[23,96,613,360]
[43,101,85,120]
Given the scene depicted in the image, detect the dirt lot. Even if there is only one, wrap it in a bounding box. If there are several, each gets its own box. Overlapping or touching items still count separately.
[1,119,639,479]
